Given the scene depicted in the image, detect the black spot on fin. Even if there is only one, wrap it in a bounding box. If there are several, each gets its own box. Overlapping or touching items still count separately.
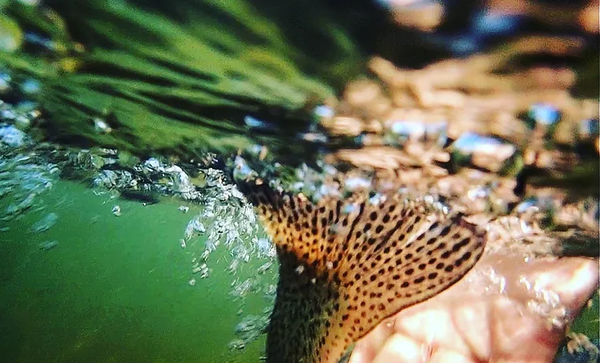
[237,179,487,363]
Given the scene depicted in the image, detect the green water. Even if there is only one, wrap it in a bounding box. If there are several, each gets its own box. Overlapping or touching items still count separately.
[0,180,272,363]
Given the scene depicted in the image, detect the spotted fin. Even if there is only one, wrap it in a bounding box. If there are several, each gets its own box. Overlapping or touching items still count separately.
[238,180,486,363]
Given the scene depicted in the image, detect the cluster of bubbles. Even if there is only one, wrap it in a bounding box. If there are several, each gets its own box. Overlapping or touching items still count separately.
[0,151,61,249]
[227,313,271,352]
[95,158,282,351]
[0,67,63,251]
[81,150,280,351]
[83,152,280,349]
[1,135,59,223]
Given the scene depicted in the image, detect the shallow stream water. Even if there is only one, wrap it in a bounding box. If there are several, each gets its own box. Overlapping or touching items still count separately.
[0,1,598,362]
[0,180,275,363]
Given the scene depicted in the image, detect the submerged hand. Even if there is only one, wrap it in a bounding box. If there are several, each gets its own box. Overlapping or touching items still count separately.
[349,256,599,363]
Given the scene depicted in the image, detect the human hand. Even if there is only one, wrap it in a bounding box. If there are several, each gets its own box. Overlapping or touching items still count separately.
[349,255,599,363]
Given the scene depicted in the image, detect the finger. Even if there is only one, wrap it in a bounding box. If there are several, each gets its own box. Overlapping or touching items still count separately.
[452,255,598,328]
[522,257,598,315]
[490,296,560,363]
[349,318,396,363]
[371,334,428,363]
[353,256,598,363]
[429,347,473,363]
[485,256,598,328]
[488,257,599,362]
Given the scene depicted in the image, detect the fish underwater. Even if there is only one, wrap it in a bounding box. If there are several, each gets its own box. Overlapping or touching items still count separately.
[237,179,487,363]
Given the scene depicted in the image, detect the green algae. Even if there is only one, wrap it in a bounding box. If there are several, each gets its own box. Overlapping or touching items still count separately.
[0,0,363,158]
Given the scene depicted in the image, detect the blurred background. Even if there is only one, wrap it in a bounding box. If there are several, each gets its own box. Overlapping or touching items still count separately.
[0,0,597,158]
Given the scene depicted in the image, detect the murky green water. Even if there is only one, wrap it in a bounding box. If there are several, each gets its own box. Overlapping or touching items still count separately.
[0,180,273,363]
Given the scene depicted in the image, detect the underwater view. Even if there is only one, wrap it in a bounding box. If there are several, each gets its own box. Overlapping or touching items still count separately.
[0,0,599,362]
